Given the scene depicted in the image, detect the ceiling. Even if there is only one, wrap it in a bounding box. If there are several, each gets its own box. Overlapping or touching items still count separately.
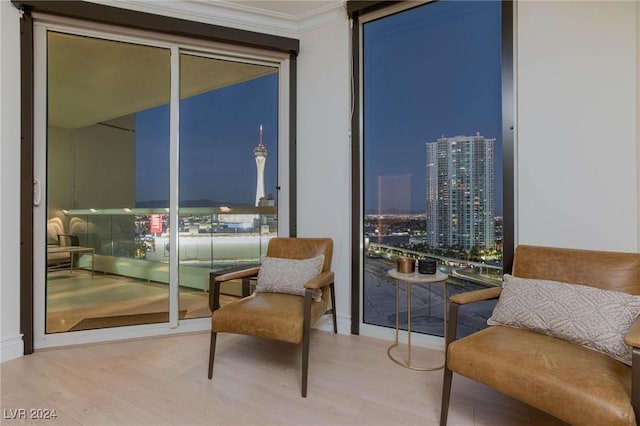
[48,32,276,129]
[48,1,341,130]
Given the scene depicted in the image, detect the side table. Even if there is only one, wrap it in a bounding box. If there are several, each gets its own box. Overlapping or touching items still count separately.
[47,246,95,276]
[387,268,448,371]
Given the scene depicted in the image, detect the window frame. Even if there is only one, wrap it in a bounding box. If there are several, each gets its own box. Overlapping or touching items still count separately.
[348,0,515,336]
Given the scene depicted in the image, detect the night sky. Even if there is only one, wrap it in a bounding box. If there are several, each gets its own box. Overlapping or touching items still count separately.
[135,73,279,207]
[134,1,502,214]
[363,0,502,214]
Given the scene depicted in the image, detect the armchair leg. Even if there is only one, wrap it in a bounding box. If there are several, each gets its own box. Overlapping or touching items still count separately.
[330,282,337,334]
[440,365,453,426]
[302,331,310,398]
[208,331,217,379]
[302,290,313,397]
[632,348,640,421]
[440,302,460,426]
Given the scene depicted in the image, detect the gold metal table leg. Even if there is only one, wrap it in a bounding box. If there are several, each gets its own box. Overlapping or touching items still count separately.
[387,278,445,371]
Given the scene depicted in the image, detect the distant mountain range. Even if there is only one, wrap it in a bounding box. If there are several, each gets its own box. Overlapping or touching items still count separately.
[136,199,253,208]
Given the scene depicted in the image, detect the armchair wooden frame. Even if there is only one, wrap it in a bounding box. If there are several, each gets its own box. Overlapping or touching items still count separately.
[439,286,506,425]
[440,245,640,426]
[207,237,337,398]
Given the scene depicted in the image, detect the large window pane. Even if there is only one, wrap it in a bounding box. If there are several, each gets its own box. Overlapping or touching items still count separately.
[178,54,279,317]
[362,1,503,337]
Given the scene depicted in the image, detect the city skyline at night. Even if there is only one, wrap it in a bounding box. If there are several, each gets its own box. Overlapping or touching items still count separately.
[363,0,502,215]
[134,72,278,208]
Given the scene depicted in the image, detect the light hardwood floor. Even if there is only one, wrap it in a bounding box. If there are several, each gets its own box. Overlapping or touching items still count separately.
[0,330,567,425]
[46,271,228,333]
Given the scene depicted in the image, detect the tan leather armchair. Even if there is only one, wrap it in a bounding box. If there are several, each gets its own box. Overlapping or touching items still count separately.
[441,245,640,426]
[207,237,336,397]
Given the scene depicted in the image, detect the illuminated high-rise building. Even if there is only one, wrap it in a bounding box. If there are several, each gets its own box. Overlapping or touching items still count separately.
[426,133,495,250]
[253,125,268,206]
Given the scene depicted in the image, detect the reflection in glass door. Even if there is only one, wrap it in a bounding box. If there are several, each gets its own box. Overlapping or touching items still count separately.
[45,32,171,333]
[178,53,279,318]
[36,23,288,345]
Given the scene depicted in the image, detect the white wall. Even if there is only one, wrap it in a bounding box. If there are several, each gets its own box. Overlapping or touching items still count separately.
[516,1,639,252]
[48,126,75,215]
[0,0,24,362]
[74,120,136,209]
[296,17,352,333]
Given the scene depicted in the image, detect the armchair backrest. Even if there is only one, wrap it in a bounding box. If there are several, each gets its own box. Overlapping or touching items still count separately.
[512,244,640,295]
[266,237,333,273]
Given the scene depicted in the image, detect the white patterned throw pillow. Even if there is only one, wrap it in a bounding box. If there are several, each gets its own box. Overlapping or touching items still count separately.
[255,255,324,301]
[487,274,640,365]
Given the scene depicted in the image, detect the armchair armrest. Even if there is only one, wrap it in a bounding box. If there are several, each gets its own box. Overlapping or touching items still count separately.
[450,287,502,305]
[209,266,260,312]
[446,286,502,347]
[304,271,335,290]
[303,270,338,335]
[625,316,640,348]
[214,267,260,283]
[626,316,640,421]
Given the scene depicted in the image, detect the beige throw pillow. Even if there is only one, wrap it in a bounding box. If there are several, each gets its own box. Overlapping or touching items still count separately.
[255,255,324,301]
[487,274,640,365]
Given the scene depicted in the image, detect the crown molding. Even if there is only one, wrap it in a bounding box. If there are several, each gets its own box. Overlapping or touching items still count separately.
[90,0,347,37]
[295,2,347,33]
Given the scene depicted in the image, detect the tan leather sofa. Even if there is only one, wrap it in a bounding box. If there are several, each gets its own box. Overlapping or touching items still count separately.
[440,245,640,426]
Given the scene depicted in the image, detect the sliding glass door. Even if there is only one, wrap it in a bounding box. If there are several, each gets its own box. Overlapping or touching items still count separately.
[177,53,279,318]
[44,32,171,333]
[33,19,287,347]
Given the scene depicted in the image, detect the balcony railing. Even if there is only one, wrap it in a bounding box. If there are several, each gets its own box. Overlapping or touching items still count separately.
[50,207,277,290]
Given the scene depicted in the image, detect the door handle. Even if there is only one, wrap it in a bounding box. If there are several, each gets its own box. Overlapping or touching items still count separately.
[33,178,41,206]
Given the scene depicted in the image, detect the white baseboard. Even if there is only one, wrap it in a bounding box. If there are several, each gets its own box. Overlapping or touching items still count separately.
[34,318,211,349]
[1,335,24,362]
[314,313,350,335]
[359,322,445,350]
